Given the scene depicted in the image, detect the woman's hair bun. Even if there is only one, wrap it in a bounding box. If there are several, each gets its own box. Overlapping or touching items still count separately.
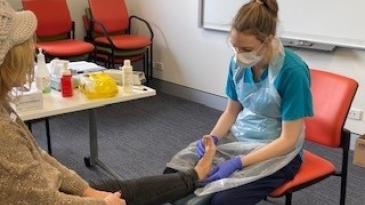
[260,0,279,17]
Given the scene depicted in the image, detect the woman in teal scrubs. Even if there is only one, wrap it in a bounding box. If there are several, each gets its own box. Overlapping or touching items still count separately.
[165,0,313,204]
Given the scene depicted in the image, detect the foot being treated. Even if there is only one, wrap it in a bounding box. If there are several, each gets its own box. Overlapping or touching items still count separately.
[194,136,217,180]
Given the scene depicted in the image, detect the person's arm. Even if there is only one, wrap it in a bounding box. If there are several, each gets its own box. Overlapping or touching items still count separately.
[0,121,106,205]
[83,186,112,199]
[40,144,119,201]
[209,99,242,139]
[241,119,303,167]
[204,119,303,183]
[210,56,242,139]
[40,149,92,196]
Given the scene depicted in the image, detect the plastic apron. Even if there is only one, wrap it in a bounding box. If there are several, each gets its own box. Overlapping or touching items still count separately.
[166,40,304,197]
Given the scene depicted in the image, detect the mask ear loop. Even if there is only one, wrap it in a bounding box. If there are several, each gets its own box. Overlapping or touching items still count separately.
[256,35,275,58]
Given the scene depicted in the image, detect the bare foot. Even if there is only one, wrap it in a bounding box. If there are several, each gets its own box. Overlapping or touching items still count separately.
[194,136,217,180]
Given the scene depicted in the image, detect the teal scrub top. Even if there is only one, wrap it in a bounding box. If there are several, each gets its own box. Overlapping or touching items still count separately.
[226,48,314,121]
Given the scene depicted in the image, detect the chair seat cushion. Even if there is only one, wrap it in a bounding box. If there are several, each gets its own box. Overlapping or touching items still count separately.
[37,40,95,57]
[270,150,336,197]
[95,35,151,49]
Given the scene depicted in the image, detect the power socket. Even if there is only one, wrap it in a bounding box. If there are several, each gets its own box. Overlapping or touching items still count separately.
[153,62,164,71]
[348,109,363,120]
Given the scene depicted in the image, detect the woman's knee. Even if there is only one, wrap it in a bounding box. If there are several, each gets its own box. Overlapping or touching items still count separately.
[210,191,241,205]
[210,193,228,205]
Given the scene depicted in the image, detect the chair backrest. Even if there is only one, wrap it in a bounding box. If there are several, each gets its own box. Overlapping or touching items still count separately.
[88,0,129,33]
[305,69,358,148]
[22,0,72,37]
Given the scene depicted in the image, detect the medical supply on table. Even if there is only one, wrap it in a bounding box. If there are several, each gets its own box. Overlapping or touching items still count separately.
[132,86,148,91]
[103,69,123,84]
[103,69,145,86]
[79,72,118,99]
[121,59,133,94]
[68,61,105,74]
[133,71,145,85]
[50,59,69,76]
[11,86,43,112]
[35,48,51,93]
[61,69,73,97]
[50,59,68,91]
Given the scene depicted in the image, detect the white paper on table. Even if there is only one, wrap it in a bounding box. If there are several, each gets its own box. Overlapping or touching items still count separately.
[69,61,105,73]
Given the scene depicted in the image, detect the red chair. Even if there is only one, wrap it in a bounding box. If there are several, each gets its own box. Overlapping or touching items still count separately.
[87,0,154,81]
[22,0,94,60]
[270,69,358,205]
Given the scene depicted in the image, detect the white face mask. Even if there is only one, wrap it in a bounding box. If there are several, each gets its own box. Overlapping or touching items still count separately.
[233,49,263,68]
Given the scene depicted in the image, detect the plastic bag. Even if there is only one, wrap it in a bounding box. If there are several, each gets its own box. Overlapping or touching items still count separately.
[79,72,118,99]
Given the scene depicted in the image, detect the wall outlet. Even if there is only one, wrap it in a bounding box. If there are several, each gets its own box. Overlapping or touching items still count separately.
[153,62,164,71]
[348,108,363,120]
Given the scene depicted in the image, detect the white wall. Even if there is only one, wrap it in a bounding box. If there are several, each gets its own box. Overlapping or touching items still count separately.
[8,0,365,135]
[130,0,365,135]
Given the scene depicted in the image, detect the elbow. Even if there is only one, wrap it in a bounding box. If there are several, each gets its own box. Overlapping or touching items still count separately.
[281,135,299,154]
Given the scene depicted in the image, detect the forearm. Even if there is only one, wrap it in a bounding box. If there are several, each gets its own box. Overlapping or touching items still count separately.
[41,150,89,195]
[242,119,303,167]
[210,110,237,139]
[56,192,106,205]
[241,136,297,167]
[83,187,111,200]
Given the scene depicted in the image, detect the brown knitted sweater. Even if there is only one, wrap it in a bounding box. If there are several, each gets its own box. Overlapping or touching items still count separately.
[0,102,106,205]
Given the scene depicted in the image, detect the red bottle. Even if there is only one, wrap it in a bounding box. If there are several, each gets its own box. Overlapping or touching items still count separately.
[61,70,73,97]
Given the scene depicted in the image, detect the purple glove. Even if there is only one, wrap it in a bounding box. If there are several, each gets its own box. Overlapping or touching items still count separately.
[196,135,219,158]
[203,156,243,184]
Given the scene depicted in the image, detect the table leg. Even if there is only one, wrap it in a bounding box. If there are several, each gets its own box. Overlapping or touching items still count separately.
[84,109,123,181]
[26,122,32,132]
[45,118,52,155]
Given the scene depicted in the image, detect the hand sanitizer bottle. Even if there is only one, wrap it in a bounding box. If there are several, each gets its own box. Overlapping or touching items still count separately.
[35,48,51,93]
[121,59,133,94]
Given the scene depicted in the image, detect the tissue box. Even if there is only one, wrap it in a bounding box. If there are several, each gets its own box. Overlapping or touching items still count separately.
[12,88,43,112]
[353,135,365,168]
[51,75,80,91]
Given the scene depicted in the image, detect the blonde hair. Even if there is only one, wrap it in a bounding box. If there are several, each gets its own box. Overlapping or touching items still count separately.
[232,0,279,42]
[0,38,35,101]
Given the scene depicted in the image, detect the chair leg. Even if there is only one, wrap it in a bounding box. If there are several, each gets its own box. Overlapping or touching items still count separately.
[87,52,93,62]
[111,49,115,69]
[340,134,350,205]
[45,118,52,155]
[149,43,153,80]
[143,50,148,85]
[285,193,292,205]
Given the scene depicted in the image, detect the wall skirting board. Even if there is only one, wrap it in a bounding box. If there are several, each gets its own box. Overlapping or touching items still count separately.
[151,79,359,151]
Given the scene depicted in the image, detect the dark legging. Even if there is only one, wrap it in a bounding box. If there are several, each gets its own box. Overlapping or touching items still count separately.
[93,155,301,205]
[163,155,302,205]
[92,169,198,205]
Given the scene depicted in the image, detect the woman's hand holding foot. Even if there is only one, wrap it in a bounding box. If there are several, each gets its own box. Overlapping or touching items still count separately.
[194,136,217,180]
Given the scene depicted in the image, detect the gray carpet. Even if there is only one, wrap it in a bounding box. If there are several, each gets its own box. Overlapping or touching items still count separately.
[30,93,365,205]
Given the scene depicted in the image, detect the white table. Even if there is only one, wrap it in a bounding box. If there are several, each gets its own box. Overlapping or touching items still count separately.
[17,86,156,180]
